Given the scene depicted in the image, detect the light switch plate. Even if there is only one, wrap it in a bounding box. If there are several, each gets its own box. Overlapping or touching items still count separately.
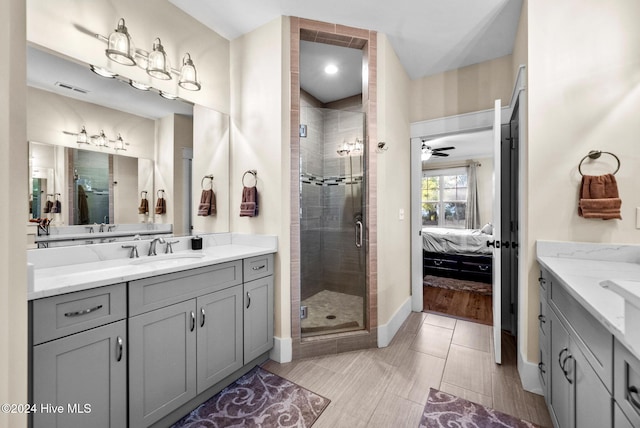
[399,208,405,220]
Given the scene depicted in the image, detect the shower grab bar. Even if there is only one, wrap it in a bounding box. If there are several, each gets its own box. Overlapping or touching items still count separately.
[355,220,363,248]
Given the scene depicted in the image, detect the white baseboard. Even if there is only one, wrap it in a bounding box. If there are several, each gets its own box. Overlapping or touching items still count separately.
[518,349,543,395]
[378,297,412,348]
[270,336,292,363]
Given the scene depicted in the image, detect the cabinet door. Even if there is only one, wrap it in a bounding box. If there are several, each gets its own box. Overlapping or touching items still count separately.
[571,339,612,428]
[548,308,571,428]
[197,285,243,393]
[129,300,197,428]
[243,276,274,363]
[33,320,126,428]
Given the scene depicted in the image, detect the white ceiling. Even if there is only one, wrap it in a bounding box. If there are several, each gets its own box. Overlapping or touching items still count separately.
[169,0,523,80]
[418,129,494,164]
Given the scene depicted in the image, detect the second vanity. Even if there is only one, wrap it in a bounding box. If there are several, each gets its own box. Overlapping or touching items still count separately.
[27,233,277,428]
[537,241,640,428]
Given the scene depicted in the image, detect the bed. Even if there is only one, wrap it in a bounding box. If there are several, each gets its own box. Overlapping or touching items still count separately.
[422,227,493,284]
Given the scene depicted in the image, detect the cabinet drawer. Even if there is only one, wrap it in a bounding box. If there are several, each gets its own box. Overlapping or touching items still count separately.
[538,269,550,302]
[615,403,635,428]
[243,254,274,282]
[460,260,492,274]
[539,298,550,349]
[423,257,457,270]
[32,284,126,345]
[538,343,549,399]
[129,261,242,316]
[550,279,613,392]
[614,339,640,426]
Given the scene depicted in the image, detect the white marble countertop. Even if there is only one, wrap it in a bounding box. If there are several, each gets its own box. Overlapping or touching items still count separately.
[28,233,277,301]
[537,240,640,358]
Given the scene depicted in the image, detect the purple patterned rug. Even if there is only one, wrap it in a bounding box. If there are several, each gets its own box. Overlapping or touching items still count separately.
[172,366,330,428]
[420,389,538,428]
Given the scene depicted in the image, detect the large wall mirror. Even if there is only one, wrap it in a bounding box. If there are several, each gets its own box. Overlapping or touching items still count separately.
[26,44,230,243]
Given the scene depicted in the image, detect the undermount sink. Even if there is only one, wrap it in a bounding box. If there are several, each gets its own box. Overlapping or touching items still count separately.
[130,252,206,266]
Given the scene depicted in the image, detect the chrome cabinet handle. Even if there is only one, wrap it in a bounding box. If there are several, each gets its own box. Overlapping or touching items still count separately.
[628,386,640,410]
[116,336,123,362]
[190,311,195,332]
[558,348,568,370]
[200,307,206,327]
[64,304,103,317]
[562,354,574,384]
[246,292,251,309]
[538,314,546,324]
[252,265,266,271]
[355,220,363,248]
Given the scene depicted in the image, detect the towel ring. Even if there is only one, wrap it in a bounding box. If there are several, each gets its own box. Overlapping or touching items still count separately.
[157,189,165,198]
[140,190,148,198]
[201,175,214,190]
[242,170,258,187]
[578,150,620,176]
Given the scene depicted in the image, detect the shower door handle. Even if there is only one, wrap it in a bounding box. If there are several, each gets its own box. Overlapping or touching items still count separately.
[355,220,363,248]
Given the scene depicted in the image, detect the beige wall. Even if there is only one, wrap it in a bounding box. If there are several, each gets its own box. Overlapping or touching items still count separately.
[376,34,412,326]
[0,0,27,427]
[526,0,640,361]
[512,0,528,79]
[173,114,193,235]
[410,55,514,123]
[27,0,230,114]
[230,17,291,342]
[113,155,139,224]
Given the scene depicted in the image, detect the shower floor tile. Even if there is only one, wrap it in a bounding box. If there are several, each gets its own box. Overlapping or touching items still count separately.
[301,290,363,336]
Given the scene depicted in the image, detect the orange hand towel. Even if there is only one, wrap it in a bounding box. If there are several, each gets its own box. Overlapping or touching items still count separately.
[239,186,258,217]
[578,174,622,220]
[197,189,217,216]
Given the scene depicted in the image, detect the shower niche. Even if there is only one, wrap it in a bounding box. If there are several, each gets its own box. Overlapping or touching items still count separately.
[299,105,367,337]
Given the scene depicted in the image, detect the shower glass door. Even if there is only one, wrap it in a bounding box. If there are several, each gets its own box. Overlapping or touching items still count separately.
[299,107,366,337]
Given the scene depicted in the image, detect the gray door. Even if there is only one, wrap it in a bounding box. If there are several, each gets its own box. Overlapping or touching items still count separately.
[129,300,197,428]
[32,320,126,428]
[244,276,274,363]
[197,285,243,393]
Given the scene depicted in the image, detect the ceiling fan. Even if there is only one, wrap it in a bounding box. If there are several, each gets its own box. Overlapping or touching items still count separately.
[421,141,455,160]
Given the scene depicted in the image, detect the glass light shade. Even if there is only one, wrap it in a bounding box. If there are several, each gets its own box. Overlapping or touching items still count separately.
[337,140,351,156]
[94,130,108,147]
[147,38,171,80]
[178,53,201,91]
[105,18,136,66]
[159,91,177,100]
[76,126,89,144]
[352,138,363,155]
[421,150,432,161]
[129,80,151,91]
[114,134,127,151]
[90,65,117,78]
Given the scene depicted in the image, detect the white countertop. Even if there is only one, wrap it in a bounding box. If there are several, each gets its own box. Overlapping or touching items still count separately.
[29,233,277,301]
[537,240,640,358]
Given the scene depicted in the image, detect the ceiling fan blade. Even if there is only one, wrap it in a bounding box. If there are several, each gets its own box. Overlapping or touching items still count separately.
[62,130,77,136]
[432,146,455,152]
[432,152,449,157]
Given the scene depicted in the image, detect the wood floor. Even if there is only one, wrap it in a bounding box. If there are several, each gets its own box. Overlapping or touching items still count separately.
[263,312,552,428]
[423,284,493,325]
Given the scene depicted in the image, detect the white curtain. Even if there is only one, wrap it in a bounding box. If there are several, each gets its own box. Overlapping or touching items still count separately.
[465,162,480,229]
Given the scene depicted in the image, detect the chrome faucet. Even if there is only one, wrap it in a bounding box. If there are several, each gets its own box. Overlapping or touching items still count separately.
[148,237,166,256]
[164,240,179,254]
[99,223,106,233]
[122,244,138,258]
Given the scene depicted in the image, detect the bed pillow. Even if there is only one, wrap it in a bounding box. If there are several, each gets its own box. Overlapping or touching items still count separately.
[480,223,493,234]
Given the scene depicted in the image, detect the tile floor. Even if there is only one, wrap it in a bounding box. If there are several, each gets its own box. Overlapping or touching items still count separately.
[263,311,553,428]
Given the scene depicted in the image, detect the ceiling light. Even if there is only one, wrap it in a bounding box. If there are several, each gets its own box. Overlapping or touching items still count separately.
[90,65,117,78]
[178,53,201,91]
[113,134,127,151]
[324,64,338,75]
[93,130,108,148]
[105,18,136,66]
[147,38,171,80]
[159,91,177,100]
[129,80,151,91]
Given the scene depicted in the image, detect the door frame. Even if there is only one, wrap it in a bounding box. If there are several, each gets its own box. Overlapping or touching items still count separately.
[410,65,528,369]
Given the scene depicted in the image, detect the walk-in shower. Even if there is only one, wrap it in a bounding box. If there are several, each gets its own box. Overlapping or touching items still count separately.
[299,106,366,337]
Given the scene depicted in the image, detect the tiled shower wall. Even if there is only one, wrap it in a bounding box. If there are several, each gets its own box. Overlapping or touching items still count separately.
[300,99,366,301]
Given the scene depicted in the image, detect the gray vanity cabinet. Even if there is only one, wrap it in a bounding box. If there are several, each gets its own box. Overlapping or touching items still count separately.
[32,320,127,428]
[128,299,197,428]
[243,275,274,364]
[196,285,243,393]
[548,307,571,428]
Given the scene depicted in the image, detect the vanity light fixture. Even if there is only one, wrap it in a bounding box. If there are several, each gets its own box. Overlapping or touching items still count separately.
[105,18,136,66]
[93,130,109,148]
[178,53,201,91]
[112,134,127,151]
[98,18,202,92]
[147,38,171,80]
[90,65,117,78]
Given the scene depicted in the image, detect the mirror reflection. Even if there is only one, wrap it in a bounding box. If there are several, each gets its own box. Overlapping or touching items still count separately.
[26,44,230,246]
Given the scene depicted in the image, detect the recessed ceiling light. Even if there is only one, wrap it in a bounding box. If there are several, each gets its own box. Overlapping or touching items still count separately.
[90,65,117,78]
[324,64,338,75]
